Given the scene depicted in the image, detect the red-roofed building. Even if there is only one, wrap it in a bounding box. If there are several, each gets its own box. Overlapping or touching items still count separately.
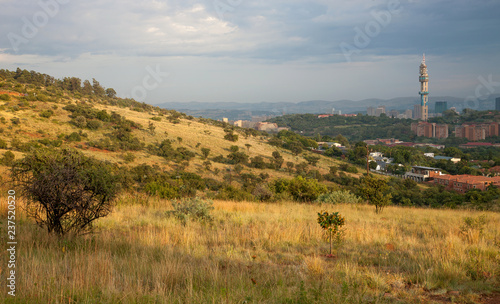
[434,174,500,192]
[459,142,500,149]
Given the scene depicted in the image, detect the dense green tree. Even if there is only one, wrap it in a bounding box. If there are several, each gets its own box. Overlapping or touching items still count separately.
[82,80,92,95]
[105,88,117,98]
[250,156,267,169]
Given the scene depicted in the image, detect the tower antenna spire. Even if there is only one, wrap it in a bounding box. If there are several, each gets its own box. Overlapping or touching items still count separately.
[419,53,429,121]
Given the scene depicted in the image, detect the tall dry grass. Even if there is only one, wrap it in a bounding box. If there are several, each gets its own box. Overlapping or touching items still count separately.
[0,192,499,303]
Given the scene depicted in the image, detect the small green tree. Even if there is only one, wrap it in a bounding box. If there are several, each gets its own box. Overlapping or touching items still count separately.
[358,175,392,213]
[148,121,156,135]
[201,147,211,159]
[271,151,284,169]
[224,131,238,142]
[317,211,345,256]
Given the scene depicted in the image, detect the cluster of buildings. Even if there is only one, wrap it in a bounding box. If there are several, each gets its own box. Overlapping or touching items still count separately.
[411,122,449,139]
[404,166,500,192]
[318,113,357,118]
[221,117,289,133]
[410,120,500,141]
[366,103,452,120]
[455,122,500,141]
[366,105,414,119]
[364,138,445,149]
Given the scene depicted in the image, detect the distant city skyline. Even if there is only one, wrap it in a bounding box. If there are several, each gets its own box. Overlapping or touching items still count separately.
[1,1,500,104]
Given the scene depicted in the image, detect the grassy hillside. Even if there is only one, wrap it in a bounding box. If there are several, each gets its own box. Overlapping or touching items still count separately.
[0,193,499,303]
[0,70,353,190]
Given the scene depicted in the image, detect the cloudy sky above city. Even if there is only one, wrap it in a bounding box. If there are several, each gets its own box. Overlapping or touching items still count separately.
[1,0,499,104]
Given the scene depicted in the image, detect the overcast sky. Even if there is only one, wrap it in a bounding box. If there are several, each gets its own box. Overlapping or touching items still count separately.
[1,0,499,104]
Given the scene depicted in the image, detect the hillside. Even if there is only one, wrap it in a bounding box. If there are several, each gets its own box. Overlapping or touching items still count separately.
[0,69,356,201]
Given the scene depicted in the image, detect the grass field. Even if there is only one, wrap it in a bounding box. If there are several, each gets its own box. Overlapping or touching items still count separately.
[1,192,499,303]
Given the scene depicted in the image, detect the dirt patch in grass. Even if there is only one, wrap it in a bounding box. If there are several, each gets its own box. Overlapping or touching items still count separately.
[480,292,500,304]
[86,145,112,153]
[21,131,43,138]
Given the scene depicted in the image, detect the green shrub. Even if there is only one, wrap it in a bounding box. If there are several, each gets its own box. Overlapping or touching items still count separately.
[215,185,254,201]
[252,184,273,201]
[86,120,102,130]
[1,151,15,166]
[0,94,11,101]
[272,176,327,202]
[167,197,214,225]
[288,176,327,202]
[121,152,136,163]
[144,181,179,199]
[150,116,161,121]
[73,116,87,128]
[346,166,358,174]
[65,132,82,142]
[39,110,54,118]
[224,131,238,142]
[96,110,110,122]
[250,156,267,169]
[315,190,362,205]
[0,138,7,149]
[38,139,62,147]
[227,151,248,164]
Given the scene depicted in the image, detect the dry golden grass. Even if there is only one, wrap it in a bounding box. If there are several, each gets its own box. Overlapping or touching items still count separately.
[1,191,498,303]
[0,98,341,180]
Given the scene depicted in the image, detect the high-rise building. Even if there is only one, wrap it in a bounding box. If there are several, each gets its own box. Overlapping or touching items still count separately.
[455,122,500,141]
[367,106,385,116]
[412,122,448,139]
[405,109,413,119]
[419,54,429,121]
[414,104,422,120]
[389,110,399,118]
[367,106,375,116]
[435,101,447,114]
[375,106,385,117]
[496,97,500,111]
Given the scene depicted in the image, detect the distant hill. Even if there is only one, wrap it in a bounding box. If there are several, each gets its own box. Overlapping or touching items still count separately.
[156,96,499,119]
